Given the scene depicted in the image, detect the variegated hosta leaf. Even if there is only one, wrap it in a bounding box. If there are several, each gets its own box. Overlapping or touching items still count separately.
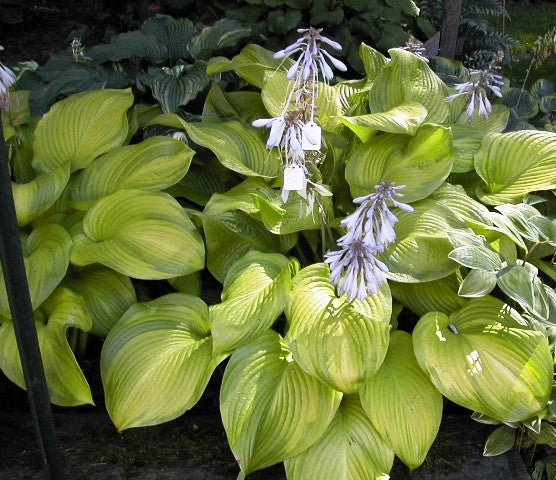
[199,210,297,282]
[70,189,204,280]
[261,71,342,129]
[32,89,133,173]
[369,48,450,124]
[62,266,136,336]
[204,177,273,216]
[344,124,453,203]
[285,395,394,480]
[0,223,71,318]
[340,102,428,143]
[168,272,202,297]
[379,197,466,283]
[220,330,342,476]
[389,274,467,317]
[12,162,70,226]
[360,331,442,469]
[210,251,296,354]
[413,297,553,423]
[285,263,391,393]
[71,136,194,210]
[475,131,556,205]
[101,293,224,431]
[179,118,281,178]
[0,288,93,406]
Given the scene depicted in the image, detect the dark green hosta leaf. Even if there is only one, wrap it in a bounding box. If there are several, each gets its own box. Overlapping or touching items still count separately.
[71,136,194,210]
[360,331,442,469]
[188,19,251,59]
[139,62,209,113]
[70,189,204,280]
[102,294,225,431]
[268,9,303,34]
[378,198,466,283]
[340,102,428,142]
[530,79,555,101]
[32,89,133,173]
[0,223,71,318]
[0,288,93,406]
[475,131,556,205]
[285,395,394,480]
[141,16,195,63]
[483,426,516,456]
[199,210,296,282]
[369,48,450,124]
[220,330,342,476]
[210,251,296,354]
[502,87,539,119]
[540,94,556,113]
[285,263,391,393]
[62,266,136,336]
[12,162,70,226]
[88,30,168,64]
[413,297,553,423]
[345,124,453,203]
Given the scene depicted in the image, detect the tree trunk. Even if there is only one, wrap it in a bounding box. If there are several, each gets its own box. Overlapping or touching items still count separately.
[439,0,463,59]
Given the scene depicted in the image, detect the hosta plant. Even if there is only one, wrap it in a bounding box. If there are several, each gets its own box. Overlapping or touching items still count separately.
[1,25,556,480]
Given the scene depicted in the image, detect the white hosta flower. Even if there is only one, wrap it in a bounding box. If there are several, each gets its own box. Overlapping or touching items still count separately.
[325,182,413,301]
[274,26,347,81]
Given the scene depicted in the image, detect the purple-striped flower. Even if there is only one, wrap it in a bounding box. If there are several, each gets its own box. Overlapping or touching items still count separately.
[325,182,413,301]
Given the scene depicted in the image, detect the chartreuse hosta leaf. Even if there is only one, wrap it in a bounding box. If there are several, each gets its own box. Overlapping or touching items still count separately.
[475,131,556,205]
[62,266,136,336]
[359,43,388,83]
[340,102,428,142]
[70,189,204,280]
[369,48,450,124]
[285,263,391,393]
[32,89,133,173]
[71,136,194,210]
[0,223,71,318]
[12,162,70,226]
[102,293,224,431]
[389,274,467,317]
[199,210,297,282]
[413,297,553,423]
[229,44,292,88]
[379,198,465,283]
[360,331,442,469]
[202,82,269,124]
[345,124,453,203]
[210,251,297,354]
[0,288,93,406]
[285,395,394,480]
[220,330,342,476]
[150,113,281,178]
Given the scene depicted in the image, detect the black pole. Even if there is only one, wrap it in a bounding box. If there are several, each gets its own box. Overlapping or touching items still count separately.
[0,120,66,479]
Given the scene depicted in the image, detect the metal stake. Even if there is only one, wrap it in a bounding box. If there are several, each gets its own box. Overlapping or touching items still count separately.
[0,121,66,479]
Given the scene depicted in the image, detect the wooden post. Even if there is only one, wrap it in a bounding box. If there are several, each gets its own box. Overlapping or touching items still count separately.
[439,0,463,59]
[0,121,66,479]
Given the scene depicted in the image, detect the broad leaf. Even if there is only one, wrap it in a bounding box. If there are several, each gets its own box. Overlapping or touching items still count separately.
[483,426,516,456]
[88,30,167,63]
[285,263,391,393]
[141,16,195,63]
[344,124,453,203]
[70,190,204,280]
[413,297,553,422]
[221,330,341,475]
[210,251,296,354]
[71,136,194,210]
[369,48,450,124]
[202,82,268,124]
[285,395,394,480]
[360,331,442,469]
[231,44,290,88]
[62,266,136,336]
[32,89,133,173]
[458,269,497,297]
[102,294,224,431]
[0,223,71,318]
[12,162,70,226]
[188,19,251,59]
[0,288,93,406]
[475,131,556,205]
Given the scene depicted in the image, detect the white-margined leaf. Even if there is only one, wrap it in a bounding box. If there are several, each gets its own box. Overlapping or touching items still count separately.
[483,426,516,456]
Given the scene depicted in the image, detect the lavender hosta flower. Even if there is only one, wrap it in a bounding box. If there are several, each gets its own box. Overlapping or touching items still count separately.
[274,26,347,81]
[400,39,429,63]
[0,62,16,97]
[325,182,413,302]
[252,116,287,149]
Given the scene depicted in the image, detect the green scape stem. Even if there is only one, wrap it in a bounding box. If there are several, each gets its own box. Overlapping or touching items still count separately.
[0,121,66,479]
